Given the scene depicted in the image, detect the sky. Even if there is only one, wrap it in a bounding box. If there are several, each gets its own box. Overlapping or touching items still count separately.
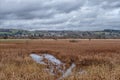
[0,0,120,31]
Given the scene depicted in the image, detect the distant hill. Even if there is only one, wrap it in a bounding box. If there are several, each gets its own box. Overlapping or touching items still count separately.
[0,29,120,39]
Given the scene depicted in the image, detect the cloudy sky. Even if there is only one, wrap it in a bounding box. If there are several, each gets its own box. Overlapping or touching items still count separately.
[0,0,120,31]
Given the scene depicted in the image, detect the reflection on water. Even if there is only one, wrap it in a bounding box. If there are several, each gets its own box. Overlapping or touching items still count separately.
[58,63,76,80]
[30,53,86,80]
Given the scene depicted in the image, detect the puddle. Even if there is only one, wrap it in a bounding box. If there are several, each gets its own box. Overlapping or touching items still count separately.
[30,53,63,65]
[42,54,62,65]
[58,63,76,80]
[30,53,64,75]
[30,54,45,64]
[30,53,86,80]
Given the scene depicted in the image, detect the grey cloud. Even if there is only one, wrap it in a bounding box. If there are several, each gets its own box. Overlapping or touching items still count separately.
[101,1,120,9]
[0,0,120,30]
[0,0,84,19]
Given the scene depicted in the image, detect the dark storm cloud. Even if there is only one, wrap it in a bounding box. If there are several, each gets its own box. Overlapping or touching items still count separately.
[0,0,120,30]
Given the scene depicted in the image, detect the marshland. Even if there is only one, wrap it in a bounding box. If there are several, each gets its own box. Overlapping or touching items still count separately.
[0,39,120,80]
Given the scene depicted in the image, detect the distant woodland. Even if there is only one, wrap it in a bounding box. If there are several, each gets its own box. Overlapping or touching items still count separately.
[0,29,120,39]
